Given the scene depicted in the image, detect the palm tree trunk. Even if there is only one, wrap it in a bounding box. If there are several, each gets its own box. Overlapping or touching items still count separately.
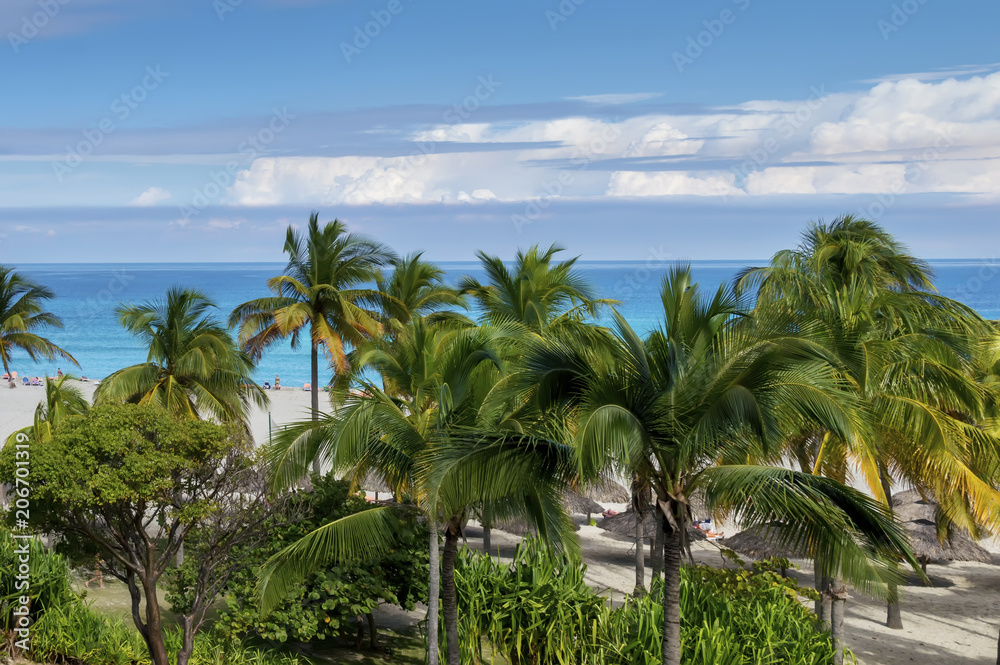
[814,560,830,628]
[311,342,321,476]
[661,525,683,665]
[995,623,1000,665]
[442,523,461,665]
[633,507,645,596]
[427,515,440,665]
[651,509,665,583]
[878,470,904,629]
[481,505,491,555]
[829,579,848,665]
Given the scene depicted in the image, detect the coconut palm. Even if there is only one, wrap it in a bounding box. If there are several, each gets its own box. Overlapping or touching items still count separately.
[377,252,468,327]
[741,217,1000,629]
[0,266,77,379]
[7,373,89,444]
[512,266,920,665]
[95,287,265,430]
[259,318,576,665]
[459,244,615,332]
[460,244,617,556]
[229,213,396,472]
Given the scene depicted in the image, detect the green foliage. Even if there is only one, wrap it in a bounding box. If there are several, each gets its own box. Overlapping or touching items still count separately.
[452,539,848,665]
[0,404,237,561]
[0,529,305,665]
[0,531,76,631]
[28,601,308,665]
[216,476,428,644]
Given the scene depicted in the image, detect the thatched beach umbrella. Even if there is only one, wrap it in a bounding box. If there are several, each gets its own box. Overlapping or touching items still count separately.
[358,472,393,499]
[721,523,808,573]
[562,490,605,520]
[581,476,630,503]
[891,489,937,522]
[598,508,707,542]
[905,518,990,573]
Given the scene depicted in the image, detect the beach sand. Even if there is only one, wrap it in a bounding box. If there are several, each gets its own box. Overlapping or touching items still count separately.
[3,380,998,664]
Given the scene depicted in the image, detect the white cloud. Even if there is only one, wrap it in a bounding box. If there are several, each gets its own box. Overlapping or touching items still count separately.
[745,165,908,195]
[607,171,742,197]
[130,186,171,206]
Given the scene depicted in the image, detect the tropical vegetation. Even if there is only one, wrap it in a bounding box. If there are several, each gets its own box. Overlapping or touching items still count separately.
[2,213,999,665]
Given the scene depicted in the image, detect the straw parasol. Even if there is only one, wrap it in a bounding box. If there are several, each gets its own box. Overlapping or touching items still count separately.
[581,476,630,503]
[494,518,581,537]
[905,518,990,572]
[562,490,605,518]
[720,523,808,560]
[358,472,393,497]
[891,489,937,522]
[597,508,707,542]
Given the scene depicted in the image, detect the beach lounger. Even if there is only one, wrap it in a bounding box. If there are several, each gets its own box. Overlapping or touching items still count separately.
[22,377,29,386]
[303,383,311,391]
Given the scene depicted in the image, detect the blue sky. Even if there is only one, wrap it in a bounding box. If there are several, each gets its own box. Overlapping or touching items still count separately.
[3,0,1000,261]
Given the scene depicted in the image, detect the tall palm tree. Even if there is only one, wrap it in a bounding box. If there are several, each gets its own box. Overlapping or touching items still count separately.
[512,266,920,665]
[259,318,576,665]
[377,252,468,327]
[459,244,615,332]
[460,244,617,556]
[230,213,396,472]
[740,216,1000,629]
[0,266,77,379]
[95,287,265,430]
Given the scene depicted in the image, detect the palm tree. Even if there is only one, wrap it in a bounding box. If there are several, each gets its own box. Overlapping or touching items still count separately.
[10,373,89,443]
[459,244,615,332]
[460,244,617,556]
[377,252,468,327]
[259,318,576,665]
[512,266,920,665]
[740,216,1000,629]
[230,213,396,473]
[0,266,77,379]
[95,287,265,430]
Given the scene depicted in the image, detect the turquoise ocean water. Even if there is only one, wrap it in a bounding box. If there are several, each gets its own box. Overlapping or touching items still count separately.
[10,260,1000,385]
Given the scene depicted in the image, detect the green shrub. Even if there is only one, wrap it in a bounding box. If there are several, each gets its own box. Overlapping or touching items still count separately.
[1,531,76,631]
[454,539,850,665]
[215,475,429,645]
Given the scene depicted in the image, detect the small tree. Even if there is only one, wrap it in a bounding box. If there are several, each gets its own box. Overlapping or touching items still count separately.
[0,403,279,665]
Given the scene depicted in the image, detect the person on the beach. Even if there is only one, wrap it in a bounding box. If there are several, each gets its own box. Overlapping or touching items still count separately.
[56,368,63,379]
[275,375,281,390]
[85,556,105,589]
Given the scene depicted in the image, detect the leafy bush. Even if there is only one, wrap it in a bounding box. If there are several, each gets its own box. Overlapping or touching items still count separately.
[0,529,304,665]
[215,475,429,645]
[453,539,849,665]
[1,531,76,631]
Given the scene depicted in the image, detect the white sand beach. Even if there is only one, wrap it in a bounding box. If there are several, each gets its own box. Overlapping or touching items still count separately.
[3,380,999,664]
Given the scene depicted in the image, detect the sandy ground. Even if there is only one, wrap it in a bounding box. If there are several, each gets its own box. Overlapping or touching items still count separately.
[3,380,999,664]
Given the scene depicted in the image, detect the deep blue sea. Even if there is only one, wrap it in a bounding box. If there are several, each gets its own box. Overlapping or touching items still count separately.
[10,260,1000,385]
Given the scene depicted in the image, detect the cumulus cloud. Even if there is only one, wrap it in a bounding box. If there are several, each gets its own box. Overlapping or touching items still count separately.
[211,71,1000,205]
[130,186,171,206]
